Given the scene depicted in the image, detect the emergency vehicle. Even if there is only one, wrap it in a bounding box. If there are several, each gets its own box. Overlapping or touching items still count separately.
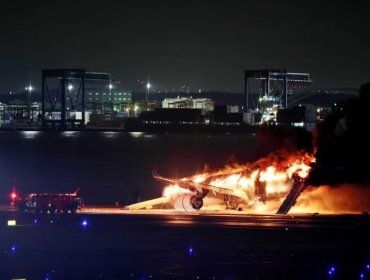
[16,188,84,213]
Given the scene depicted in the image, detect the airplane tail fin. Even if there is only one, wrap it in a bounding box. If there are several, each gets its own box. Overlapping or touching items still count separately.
[152,163,160,178]
[73,187,80,195]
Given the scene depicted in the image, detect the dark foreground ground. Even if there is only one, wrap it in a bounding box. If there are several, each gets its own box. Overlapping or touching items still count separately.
[0,208,369,280]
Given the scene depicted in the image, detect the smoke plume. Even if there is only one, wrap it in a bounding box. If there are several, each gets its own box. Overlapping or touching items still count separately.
[307,83,370,186]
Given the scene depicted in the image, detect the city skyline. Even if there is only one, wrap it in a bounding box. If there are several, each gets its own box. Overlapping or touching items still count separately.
[1,0,370,93]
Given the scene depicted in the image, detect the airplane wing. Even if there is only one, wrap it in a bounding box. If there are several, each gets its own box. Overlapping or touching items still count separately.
[152,164,244,198]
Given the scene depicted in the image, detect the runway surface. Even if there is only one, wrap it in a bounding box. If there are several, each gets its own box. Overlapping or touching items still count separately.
[0,205,369,279]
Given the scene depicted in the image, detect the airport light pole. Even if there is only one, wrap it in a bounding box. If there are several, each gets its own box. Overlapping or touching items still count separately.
[146,78,151,107]
[25,85,33,121]
[109,83,113,112]
[67,84,73,112]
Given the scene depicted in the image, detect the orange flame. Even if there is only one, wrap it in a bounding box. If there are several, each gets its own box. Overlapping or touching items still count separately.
[163,150,316,211]
[162,184,193,198]
[160,147,370,214]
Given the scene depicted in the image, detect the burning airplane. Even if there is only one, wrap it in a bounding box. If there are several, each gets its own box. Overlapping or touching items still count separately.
[127,150,315,213]
[126,148,369,214]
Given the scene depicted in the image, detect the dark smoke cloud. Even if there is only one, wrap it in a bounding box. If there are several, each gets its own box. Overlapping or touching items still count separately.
[307,83,370,186]
[255,124,313,159]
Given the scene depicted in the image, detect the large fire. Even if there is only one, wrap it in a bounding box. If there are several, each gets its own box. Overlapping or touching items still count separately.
[162,150,315,212]
[161,150,370,214]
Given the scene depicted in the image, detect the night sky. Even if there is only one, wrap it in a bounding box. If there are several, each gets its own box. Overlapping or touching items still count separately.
[1,0,370,93]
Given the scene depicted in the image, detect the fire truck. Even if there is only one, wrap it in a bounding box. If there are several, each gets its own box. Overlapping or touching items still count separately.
[16,188,84,214]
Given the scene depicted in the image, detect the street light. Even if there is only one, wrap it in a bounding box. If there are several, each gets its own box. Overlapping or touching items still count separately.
[109,83,113,97]
[108,83,113,112]
[25,85,33,96]
[25,85,33,121]
[146,78,151,104]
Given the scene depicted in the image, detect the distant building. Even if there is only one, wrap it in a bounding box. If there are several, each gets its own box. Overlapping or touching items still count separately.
[162,97,214,111]
[86,81,132,113]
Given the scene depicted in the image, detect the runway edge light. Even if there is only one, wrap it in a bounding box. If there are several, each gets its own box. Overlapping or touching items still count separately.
[7,220,16,226]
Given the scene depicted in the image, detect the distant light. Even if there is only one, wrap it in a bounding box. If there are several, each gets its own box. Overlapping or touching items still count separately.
[146,83,151,89]
[188,246,194,255]
[328,266,335,277]
[360,272,364,279]
[68,84,73,91]
[7,220,16,226]
[11,245,16,252]
[34,219,38,224]
[109,84,113,89]
[82,219,88,227]
[11,192,17,199]
[366,264,370,270]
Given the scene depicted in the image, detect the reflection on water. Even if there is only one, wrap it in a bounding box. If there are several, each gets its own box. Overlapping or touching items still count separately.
[129,132,144,138]
[62,131,80,138]
[144,134,155,138]
[103,131,119,139]
[20,131,40,139]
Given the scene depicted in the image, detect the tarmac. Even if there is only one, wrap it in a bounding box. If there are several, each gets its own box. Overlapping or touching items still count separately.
[0,205,369,279]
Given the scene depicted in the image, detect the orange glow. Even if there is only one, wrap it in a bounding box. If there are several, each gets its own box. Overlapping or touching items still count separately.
[292,184,370,214]
[162,184,193,198]
[162,150,316,211]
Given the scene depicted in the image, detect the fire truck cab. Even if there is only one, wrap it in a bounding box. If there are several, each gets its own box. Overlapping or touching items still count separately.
[17,191,84,214]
